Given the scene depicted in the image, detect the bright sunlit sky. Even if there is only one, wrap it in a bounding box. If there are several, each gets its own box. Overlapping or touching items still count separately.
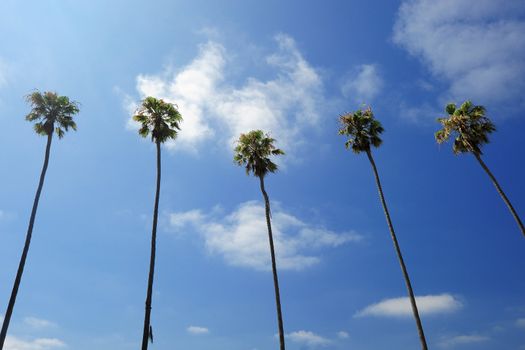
[0,0,524,349]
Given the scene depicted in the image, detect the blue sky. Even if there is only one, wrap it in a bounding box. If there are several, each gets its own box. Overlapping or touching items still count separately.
[0,0,524,349]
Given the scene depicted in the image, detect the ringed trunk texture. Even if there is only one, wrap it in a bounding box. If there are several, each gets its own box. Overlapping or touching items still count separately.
[366,150,428,350]
[0,133,53,349]
[474,153,525,238]
[141,141,161,350]
[259,176,286,350]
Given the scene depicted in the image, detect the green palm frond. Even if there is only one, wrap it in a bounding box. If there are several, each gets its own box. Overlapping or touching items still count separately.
[25,90,80,138]
[133,96,183,143]
[435,100,495,155]
[233,130,285,178]
[338,106,384,153]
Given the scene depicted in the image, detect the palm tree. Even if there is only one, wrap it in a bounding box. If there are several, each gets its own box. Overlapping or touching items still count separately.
[436,100,524,238]
[339,107,428,350]
[234,130,286,350]
[133,96,182,350]
[0,91,80,349]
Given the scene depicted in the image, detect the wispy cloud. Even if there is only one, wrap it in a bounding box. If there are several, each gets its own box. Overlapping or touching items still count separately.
[336,331,349,339]
[516,318,525,329]
[0,58,8,88]
[24,317,57,329]
[355,294,462,317]
[438,334,490,348]
[169,201,362,271]
[5,336,65,350]
[287,330,331,347]
[186,326,209,335]
[128,34,324,156]
[341,64,383,105]
[393,0,525,112]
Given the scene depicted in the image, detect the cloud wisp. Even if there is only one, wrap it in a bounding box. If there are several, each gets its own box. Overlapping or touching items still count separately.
[169,201,362,271]
[24,317,57,329]
[341,64,383,105]
[4,336,65,350]
[355,294,462,317]
[186,326,209,335]
[438,334,490,348]
[287,330,331,347]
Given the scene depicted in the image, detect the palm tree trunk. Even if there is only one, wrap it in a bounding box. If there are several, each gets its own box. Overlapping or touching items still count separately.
[365,150,428,350]
[259,176,286,350]
[474,152,525,238]
[141,140,161,350]
[0,133,53,349]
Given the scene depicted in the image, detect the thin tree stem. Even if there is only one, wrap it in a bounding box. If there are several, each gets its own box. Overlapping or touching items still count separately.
[0,133,53,349]
[259,176,286,350]
[474,153,525,238]
[366,150,428,350]
[141,141,161,350]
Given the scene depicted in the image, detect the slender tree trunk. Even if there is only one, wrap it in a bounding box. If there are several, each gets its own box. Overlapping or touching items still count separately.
[0,133,53,349]
[259,176,286,350]
[366,150,428,350]
[474,152,525,238]
[141,141,161,350]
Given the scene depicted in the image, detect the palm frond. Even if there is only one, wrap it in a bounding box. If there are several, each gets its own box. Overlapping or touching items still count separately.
[233,130,284,178]
[435,100,495,155]
[25,90,80,138]
[339,106,384,153]
[133,96,183,143]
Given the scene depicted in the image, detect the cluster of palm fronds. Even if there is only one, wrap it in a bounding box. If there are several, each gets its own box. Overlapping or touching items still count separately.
[0,92,522,350]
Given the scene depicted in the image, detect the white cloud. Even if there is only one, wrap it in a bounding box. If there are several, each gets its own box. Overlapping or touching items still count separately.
[169,209,205,229]
[438,334,489,348]
[5,336,65,350]
[186,326,209,335]
[169,201,361,271]
[516,318,525,328]
[341,64,383,104]
[129,34,323,155]
[24,317,57,329]
[393,0,525,106]
[287,330,331,347]
[336,331,349,339]
[355,294,462,317]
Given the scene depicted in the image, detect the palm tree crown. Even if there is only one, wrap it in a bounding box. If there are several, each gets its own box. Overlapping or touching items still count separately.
[234,130,284,178]
[133,96,182,143]
[25,91,80,138]
[338,107,384,153]
[435,100,496,155]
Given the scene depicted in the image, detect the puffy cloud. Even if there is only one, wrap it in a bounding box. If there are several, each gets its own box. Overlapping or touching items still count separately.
[355,294,462,317]
[5,336,65,350]
[438,334,489,348]
[394,0,525,107]
[129,34,324,155]
[169,201,362,271]
[287,330,331,347]
[341,64,383,104]
[186,326,209,335]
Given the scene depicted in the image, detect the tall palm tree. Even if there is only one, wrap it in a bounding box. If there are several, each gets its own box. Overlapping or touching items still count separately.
[234,130,286,350]
[339,107,428,350]
[133,96,182,350]
[436,100,524,238]
[0,91,80,349]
